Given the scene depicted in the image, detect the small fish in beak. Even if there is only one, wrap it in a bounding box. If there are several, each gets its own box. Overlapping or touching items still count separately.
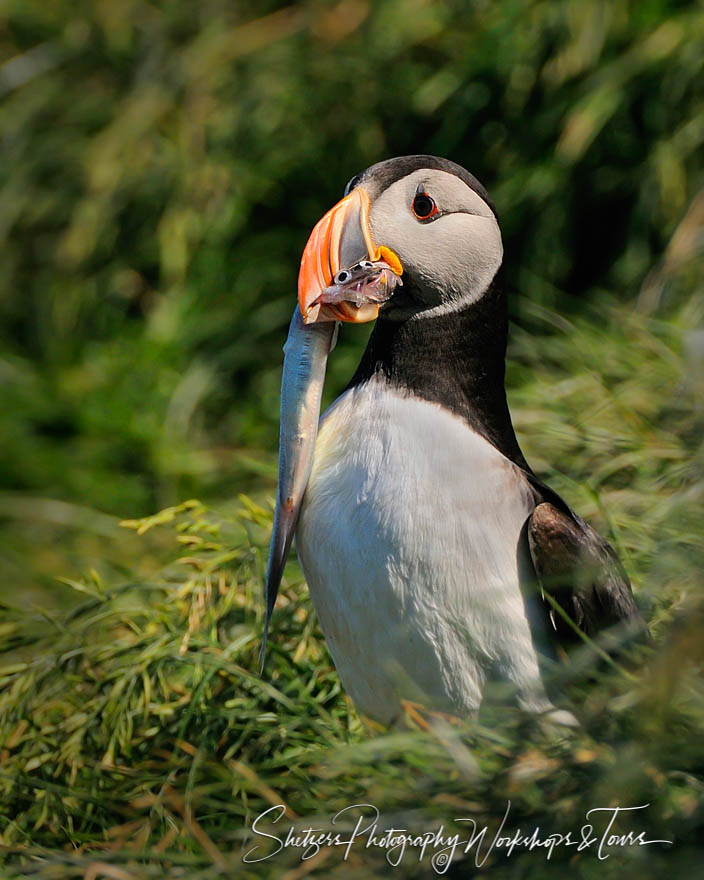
[310,258,403,313]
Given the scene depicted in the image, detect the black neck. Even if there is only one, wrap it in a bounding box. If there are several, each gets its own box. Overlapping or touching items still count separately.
[347,275,531,471]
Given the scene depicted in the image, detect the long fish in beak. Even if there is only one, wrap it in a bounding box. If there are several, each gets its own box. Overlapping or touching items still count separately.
[261,188,402,671]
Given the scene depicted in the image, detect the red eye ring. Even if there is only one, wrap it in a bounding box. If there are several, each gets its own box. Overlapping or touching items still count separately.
[412,192,438,220]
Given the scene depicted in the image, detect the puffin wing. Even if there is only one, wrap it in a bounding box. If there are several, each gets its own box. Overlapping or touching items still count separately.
[526,500,650,652]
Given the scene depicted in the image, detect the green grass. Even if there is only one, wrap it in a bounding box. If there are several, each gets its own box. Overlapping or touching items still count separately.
[1,290,703,879]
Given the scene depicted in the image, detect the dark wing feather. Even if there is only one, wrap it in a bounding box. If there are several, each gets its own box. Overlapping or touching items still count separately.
[526,499,650,653]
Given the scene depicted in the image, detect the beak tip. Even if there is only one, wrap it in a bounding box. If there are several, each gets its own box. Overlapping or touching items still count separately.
[300,305,318,324]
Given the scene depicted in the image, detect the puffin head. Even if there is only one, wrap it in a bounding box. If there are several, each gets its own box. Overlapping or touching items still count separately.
[299,155,502,323]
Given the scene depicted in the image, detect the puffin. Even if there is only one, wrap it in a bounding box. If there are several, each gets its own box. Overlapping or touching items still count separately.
[263,155,648,725]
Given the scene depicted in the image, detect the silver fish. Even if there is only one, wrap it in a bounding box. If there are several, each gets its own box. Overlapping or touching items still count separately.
[261,306,335,670]
[262,259,401,670]
[311,260,403,309]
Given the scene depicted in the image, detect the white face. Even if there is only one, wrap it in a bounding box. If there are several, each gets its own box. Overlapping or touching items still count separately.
[366,169,503,318]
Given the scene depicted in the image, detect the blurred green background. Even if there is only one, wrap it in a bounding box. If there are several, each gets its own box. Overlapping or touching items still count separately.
[0,0,702,603]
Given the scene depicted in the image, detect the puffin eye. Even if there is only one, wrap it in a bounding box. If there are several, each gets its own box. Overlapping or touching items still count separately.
[412,192,438,220]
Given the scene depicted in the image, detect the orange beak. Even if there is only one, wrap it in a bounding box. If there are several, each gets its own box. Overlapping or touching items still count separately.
[298,187,403,324]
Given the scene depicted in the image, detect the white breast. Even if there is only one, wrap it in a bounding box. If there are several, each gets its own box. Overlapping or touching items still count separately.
[296,380,556,723]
